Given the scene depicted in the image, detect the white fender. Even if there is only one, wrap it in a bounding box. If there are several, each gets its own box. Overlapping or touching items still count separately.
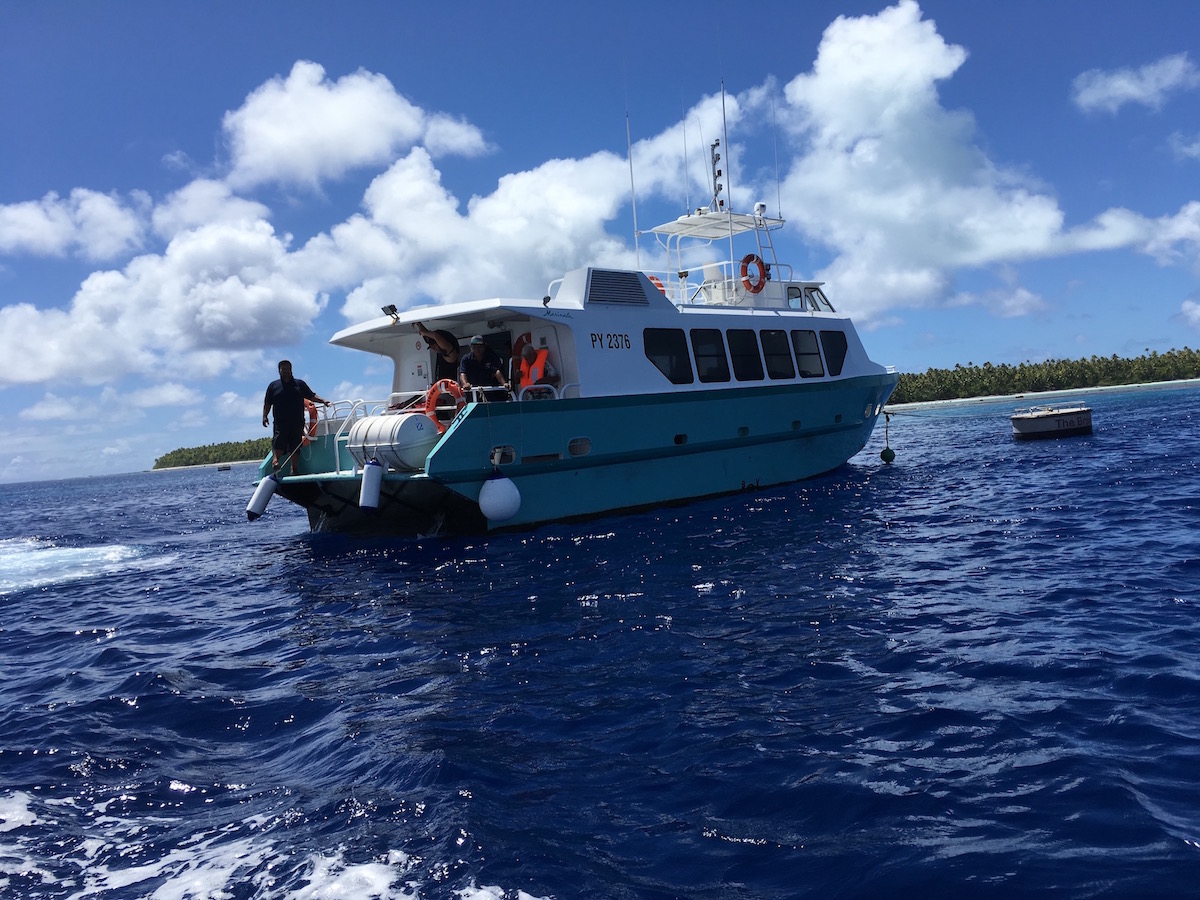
[478,474,521,521]
[359,458,384,512]
[246,474,278,521]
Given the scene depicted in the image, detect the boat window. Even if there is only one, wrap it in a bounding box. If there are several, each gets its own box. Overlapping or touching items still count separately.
[690,328,730,383]
[791,330,824,378]
[727,329,764,381]
[643,328,694,384]
[787,286,804,309]
[820,330,848,376]
[811,287,835,312]
[760,330,795,379]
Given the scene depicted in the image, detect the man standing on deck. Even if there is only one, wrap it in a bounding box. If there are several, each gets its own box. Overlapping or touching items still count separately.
[458,335,509,395]
[262,360,329,476]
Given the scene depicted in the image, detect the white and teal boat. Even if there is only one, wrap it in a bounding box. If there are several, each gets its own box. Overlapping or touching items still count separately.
[248,149,897,533]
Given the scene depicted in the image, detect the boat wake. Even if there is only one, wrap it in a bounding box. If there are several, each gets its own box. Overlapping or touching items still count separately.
[0,538,177,596]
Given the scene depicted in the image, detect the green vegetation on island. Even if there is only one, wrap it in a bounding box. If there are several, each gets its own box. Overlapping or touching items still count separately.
[153,437,271,470]
[890,348,1200,405]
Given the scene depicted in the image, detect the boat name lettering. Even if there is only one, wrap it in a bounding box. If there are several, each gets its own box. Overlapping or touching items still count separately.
[591,332,632,350]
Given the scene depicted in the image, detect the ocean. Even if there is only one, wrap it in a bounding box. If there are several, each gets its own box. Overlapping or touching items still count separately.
[2,384,1199,899]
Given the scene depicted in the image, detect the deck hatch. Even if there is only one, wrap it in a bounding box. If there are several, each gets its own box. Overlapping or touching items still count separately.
[587,269,650,306]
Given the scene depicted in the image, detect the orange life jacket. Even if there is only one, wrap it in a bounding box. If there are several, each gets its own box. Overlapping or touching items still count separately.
[519,349,549,389]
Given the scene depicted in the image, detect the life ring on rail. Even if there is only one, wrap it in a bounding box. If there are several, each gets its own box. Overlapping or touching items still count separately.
[423,379,466,433]
[301,399,319,445]
[740,254,767,294]
[511,331,531,361]
[648,275,667,294]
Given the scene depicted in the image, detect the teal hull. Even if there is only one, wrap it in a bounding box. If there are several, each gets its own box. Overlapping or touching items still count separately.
[262,373,896,533]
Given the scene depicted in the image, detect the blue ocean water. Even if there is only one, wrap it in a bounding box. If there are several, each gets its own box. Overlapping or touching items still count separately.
[2,386,1199,899]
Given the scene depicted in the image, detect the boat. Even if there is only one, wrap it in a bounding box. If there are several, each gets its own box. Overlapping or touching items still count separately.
[248,140,898,533]
[1011,404,1093,439]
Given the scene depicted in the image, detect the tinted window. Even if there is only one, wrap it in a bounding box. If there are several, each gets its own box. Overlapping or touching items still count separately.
[760,330,795,379]
[643,328,694,384]
[690,329,730,383]
[820,330,848,376]
[791,329,824,378]
[727,329,764,381]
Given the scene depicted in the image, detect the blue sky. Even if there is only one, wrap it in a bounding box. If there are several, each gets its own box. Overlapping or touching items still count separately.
[2,0,1199,483]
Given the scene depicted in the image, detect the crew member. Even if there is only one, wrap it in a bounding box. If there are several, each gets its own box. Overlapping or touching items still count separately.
[262,360,328,476]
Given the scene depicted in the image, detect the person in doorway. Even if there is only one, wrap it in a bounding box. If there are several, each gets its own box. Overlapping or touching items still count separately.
[262,360,329,476]
[415,321,461,381]
[519,343,559,392]
[458,335,508,394]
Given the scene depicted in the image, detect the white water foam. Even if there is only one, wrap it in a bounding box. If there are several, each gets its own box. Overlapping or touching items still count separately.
[0,538,176,596]
[0,792,549,899]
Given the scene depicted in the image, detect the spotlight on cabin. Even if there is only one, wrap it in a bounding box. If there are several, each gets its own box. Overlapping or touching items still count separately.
[381,304,398,320]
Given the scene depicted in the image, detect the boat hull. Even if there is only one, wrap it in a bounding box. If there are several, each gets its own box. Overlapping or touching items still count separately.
[263,373,896,534]
[1011,407,1093,440]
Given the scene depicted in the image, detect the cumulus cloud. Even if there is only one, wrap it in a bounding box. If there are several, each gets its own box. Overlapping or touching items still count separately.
[1072,53,1200,114]
[222,60,487,190]
[0,189,145,260]
[774,1,1200,322]
[1169,132,1200,161]
[19,393,77,421]
[0,218,324,387]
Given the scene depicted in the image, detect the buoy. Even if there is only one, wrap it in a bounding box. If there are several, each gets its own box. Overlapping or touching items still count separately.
[246,473,278,521]
[881,447,895,463]
[359,458,384,512]
[478,472,521,521]
[880,411,895,464]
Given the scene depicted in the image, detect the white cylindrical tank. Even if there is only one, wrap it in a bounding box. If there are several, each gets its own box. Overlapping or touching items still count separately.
[348,413,442,471]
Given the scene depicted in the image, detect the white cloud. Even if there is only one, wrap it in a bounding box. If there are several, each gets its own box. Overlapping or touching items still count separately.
[0,218,324,388]
[772,1,1200,322]
[1072,53,1200,114]
[152,180,271,240]
[1181,298,1200,329]
[19,393,77,421]
[222,60,486,191]
[1169,132,1200,161]
[0,189,145,260]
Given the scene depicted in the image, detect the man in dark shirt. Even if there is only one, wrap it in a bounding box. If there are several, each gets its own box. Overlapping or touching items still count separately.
[457,335,509,396]
[262,360,329,475]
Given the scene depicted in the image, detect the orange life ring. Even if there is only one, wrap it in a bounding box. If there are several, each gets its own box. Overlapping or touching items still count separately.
[301,399,319,445]
[423,379,465,433]
[511,331,531,361]
[740,254,767,294]
[648,275,666,294]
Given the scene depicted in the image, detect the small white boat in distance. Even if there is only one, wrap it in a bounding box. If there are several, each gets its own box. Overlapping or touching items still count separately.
[1011,404,1093,440]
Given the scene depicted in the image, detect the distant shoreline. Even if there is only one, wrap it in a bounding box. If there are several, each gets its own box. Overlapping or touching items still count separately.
[149,459,261,474]
[887,377,1200,411]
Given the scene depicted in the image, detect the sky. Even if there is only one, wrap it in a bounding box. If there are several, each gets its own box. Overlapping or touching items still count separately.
[2,0,1199,483]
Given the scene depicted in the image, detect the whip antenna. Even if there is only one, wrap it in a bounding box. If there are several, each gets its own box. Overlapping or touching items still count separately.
[626,112,640,267]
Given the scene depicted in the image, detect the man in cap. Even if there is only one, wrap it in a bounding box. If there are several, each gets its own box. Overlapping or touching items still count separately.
[457,335,508,394]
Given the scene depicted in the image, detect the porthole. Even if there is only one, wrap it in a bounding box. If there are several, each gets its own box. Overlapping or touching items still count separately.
[568,437,591,457]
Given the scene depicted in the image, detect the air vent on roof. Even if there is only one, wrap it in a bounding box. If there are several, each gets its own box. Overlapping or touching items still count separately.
[586,269,650,306]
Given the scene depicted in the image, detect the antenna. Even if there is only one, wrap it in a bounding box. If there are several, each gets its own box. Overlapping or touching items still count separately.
[772,89,782,220]
[720,79,731,214]
[682,101,690,216]
[626,112,640,266]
